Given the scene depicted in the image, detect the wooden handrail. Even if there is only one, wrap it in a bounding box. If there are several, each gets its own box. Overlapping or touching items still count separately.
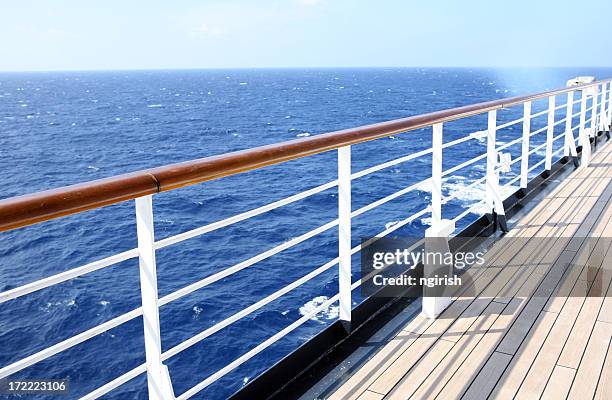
[0,79,608,232]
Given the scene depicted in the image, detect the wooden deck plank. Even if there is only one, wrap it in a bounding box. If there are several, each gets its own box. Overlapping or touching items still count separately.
[540,365,575,400]
[557,248,612,369]
[344,191,584,398]
[436,156,612,395]
[508,289,586,398]
[494,188,608,356]
[323,140,612,400]
[461,351,513,400]
[356,390,384,400]
[488,194,612,398]
[567,321,612,400]
[594,340,612,400]
[404,157,608,396]
[488,310,559,400]
[407,301,515,400]
[386,301,505,400]
[324,190,570,400]
[372,195,586,396]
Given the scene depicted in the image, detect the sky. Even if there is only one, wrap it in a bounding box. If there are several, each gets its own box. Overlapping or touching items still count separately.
[0,0,611,71]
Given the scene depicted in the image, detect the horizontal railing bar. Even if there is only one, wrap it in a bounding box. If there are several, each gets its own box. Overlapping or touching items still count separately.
[497,116,524,130]
[175,204,431,398]
[93,209,433,399]
[530,109,549,118]
[552,116,567,128]
[530,125,548,137]
[496,137,523,152]
[442,153,487,177]
[0,249,139,304]
[0,79,608,233]
[527,157,547,173]
[452,199,487,223]
[441,133,478,149]
[155,181,338,250]
[356,207,430,253]
[528,142,548,156]
[158,220,338,306]
[161,257,340,361]
[509,155,523,166]
[177,294,341,399]
[0,308,143,379]
[351,238,425,290]
[80,364,147,400]
[441,176,487,205]
[161,190,430,310]
[351,178,429,218]
[158,148,432,250]
[553,132,565,142]
[508,119,575,168]
[351,147,432,179]
[503,174,522,187]
[527,147,566,174]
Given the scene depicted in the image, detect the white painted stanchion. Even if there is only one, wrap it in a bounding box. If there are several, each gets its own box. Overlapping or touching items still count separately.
[590,84,599,142]
[431,123,443,228]
[337,146,352,325]
[520,101,531,189]
[135,196,176,400]
[545,96,555,172]
[422,123,454,318]
[421,220,455,318]
[600,83,608,131]
[564,91,579,165]
[608,82,612,131]
[485,110,507,231]
[579,90,591,166]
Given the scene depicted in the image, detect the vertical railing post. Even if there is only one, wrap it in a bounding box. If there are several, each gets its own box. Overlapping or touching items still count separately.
[545,95,555,172]
[579,89,591,166]
[485,109,507,231]
[591,84,599,149]
[337,146,351,326]
[564,91,579,167]
[431,123,443,228]
[520,101,531,189]
[608,82,612,132]
[422,122,454,318]
[600,82,608,132]
[135,196,175,400]
[564,92,573,157]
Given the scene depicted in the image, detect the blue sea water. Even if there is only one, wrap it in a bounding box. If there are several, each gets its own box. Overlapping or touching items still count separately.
[0,67,610,399]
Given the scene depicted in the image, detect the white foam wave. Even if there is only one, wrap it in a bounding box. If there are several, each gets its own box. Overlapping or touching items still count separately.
[147,104,163,108]
[192,305,203,319]
[418,175,518,223]
[470,130,487,142]
[299,296,339,323]
[40,298,77,312]
[385,220,400,230]
[296,132,311,137]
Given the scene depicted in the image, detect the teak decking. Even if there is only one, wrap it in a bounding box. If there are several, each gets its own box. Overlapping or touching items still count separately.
[323,141,612,400]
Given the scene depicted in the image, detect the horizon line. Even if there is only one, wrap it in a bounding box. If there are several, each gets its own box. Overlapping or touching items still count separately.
[1,65,612,74]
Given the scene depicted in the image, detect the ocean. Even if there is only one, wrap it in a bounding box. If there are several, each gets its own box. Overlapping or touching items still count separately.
[1,67,610,399]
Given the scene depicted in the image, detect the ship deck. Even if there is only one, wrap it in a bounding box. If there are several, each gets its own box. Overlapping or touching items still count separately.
[310,140,612,400]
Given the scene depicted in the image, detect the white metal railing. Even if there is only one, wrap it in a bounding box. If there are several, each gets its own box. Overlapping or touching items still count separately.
[0,80,611,399]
